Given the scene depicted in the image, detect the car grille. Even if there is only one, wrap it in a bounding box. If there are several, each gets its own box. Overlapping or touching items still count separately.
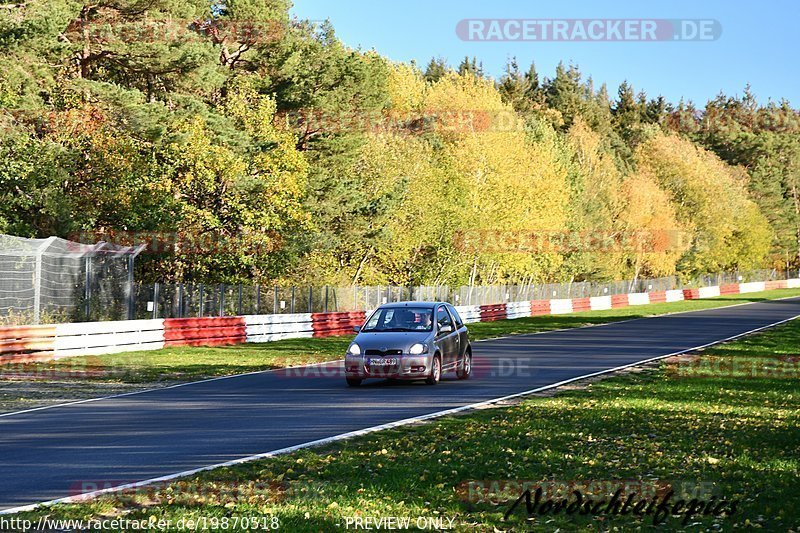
[364,349,403,356]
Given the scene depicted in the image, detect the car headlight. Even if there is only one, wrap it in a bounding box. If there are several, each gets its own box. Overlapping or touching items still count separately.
[408,343,427,355]
[348,343,361,356]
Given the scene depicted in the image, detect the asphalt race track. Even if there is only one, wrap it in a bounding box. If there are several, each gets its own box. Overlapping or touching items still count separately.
[1,297,799,511]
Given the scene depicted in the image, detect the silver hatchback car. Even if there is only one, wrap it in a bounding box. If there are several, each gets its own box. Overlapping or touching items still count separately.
[344,302,472,386]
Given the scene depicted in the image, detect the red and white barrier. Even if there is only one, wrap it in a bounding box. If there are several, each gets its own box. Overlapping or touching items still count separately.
[627,293,651,306]
[720,284,740,295]
[506,301,532,319]
[550,299,573,315]
[698,286,722,299]
[0,325,56,363]
[454,305,481,324]
[666,289,685,302]
[311,311,366,337]
[54,320,164,358]
[571,298,591,313]
[479,303,507,322]
[589,296,612,311]
[164,317,246,347]
[2,279,799,363]
[648,291,667,304]
[739,282,766,293]
[245,313,313,343]
[766,280,789,290]
[531,300,551,316]
[611,294,629,308]
[682,288,699,300]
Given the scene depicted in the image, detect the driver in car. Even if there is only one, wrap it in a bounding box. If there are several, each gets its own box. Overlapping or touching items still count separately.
[418,312,432,330]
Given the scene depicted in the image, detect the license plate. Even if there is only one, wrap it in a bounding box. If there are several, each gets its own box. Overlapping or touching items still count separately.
[368,358,398,366]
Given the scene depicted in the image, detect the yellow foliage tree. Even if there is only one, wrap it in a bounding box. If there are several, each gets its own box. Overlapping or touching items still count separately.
[618,171,687,279]
[635,132,772,273]
[424,72,570,284]
[387,63,426,114]
[563,117,626,280]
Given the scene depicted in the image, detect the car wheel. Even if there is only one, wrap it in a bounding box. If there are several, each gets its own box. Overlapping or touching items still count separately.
[457,348,472,380]
[425,354,441,385]
[346,378,362,387]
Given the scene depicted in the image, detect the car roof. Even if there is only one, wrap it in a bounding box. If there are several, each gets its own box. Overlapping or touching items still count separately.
[378,301,447,309]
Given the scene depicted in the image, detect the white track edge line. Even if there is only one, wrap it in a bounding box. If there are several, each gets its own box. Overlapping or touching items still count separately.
[2,312,798,516]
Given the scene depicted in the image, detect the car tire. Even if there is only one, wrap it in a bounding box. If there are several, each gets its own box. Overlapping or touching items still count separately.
[346,378,362,387]
[425,354,442,385]
[457,348,472,380]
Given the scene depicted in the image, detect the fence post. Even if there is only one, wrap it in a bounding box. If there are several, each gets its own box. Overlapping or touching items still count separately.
[291,286,296,314]
[126,254,135,321]
[324,286,329,313]
[84,255,92,321]
[308,287,313,313]
[199,284,204,317]
[219,283,225,316]
[255,284,260,314]
[32,253,42,325]
[237,284,243,316]
[178,283,184,319]
[32,238,55,325]
[152,282,160,319]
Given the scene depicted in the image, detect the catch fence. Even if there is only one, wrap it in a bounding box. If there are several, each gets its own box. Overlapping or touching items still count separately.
[123,269,797,323]
[0,233,795,324]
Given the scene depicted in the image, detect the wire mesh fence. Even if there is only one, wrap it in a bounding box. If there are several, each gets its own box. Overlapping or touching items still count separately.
[0,235,144,325]
[85,268,800,323]
[1,232,797,325]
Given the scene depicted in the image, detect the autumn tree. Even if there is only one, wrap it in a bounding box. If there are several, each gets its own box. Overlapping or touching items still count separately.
[636,131,771,274]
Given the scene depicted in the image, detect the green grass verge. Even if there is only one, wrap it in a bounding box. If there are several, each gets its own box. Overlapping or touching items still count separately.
[16,303,800,531]
[9,288,800,384]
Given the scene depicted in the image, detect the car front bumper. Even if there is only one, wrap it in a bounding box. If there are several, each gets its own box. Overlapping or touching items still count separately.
[345,355,431,380]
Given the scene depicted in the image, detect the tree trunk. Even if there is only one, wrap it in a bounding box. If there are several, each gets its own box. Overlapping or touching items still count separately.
[630,257,642,293]
[352,248,373,285]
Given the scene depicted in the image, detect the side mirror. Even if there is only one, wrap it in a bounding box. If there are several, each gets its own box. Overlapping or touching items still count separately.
[439,324,453,335]
[353,325,361,333]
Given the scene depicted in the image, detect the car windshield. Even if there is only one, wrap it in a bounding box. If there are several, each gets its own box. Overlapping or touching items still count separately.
[362,307,434,332]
